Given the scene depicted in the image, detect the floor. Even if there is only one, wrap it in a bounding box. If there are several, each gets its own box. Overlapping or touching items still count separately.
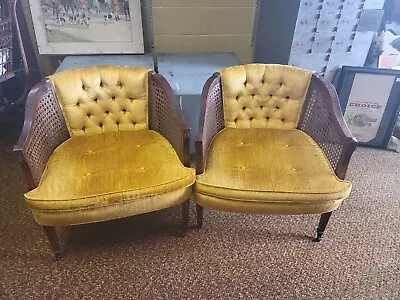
[0,113,399,299]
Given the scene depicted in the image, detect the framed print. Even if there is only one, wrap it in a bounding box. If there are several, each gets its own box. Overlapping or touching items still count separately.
[29,0,144,54]
[334,66,400,148]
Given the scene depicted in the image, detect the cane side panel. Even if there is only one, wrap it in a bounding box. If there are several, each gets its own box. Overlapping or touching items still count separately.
[196,75,225,174]
[23,81,69,186]
[298,75,356,179]
[148,73,190,166]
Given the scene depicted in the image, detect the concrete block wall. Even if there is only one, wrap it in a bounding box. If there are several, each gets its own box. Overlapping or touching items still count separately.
[152,0,256,63]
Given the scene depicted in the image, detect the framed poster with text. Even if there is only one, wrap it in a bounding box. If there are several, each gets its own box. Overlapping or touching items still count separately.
[334,66,400,148]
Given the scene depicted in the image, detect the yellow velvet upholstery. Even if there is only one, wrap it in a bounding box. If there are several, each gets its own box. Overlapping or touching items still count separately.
[195,128,351,215]
[49,66,149,137]
[25,130,195,226]
[220,64,312,129]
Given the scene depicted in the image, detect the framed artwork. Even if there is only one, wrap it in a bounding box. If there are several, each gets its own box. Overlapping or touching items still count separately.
[28,0,144,54]
[334,66,400,148]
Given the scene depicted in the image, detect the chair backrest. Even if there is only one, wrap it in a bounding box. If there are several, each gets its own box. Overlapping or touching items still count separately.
[220,64,313,130]
[49,65,150,137]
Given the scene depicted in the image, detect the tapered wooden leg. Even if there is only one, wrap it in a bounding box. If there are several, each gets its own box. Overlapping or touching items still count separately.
[42,226,62,261]
[313,212,333,242]
[196,204,203,229]
[180,200,190,237]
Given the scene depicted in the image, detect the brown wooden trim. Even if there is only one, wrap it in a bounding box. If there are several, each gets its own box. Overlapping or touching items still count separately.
[318,76,356,142]
[313,211,333,242]
[14,151,36,191]
[299,75,357,180]
[318,76,357,180]
[149,72,191,167]
[181,200,189,236]
[13,79,44,190]
[13,80,48,152]
[196,204,204,228]
[42,226,62,261]
[195,73,221,174]
[13,79,53,188]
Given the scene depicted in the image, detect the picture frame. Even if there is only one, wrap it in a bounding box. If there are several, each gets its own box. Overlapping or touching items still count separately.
[28,0,144,55]
[334,66,400,148]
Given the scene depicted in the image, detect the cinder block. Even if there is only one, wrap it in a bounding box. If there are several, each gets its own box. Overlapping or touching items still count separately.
[238,0,256,7]
[206,7,254,35]
[152,0,205,8]
[204,0,239,7]
[153,35,185,52]
[153,7,208,35]
[233,34,253,58]
[240,57,253,64]
[183,35,235,52]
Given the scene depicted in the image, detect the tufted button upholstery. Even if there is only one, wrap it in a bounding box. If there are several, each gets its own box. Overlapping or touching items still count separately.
[220,64,313,129]
[49,66,150,137]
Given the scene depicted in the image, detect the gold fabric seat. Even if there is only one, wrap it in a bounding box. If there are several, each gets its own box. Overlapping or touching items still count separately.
[195,64,357,241]
[196,128,351,214]
[25,130,194,225]
[15,66,195,259]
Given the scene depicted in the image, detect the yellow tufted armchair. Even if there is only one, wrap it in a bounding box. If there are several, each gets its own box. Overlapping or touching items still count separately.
[195,64,357,241]
[14,66,195,260]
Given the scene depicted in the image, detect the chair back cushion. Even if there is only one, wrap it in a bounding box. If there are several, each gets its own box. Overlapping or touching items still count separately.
[49,66,150,137]
[220,64,313,129]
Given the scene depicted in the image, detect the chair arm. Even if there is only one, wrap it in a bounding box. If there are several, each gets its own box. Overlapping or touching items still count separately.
[13,80,69,188]
[298,75,357,180]
[195,74,225,174]
[148,72,191,167]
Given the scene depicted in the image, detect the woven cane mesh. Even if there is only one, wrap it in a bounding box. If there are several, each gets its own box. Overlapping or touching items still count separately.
[148,75,185,164]
[200,78,225,165]
[24,82,69,186]
[298,76,347,174]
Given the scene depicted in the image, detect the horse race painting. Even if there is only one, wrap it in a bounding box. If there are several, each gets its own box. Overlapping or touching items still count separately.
[28,0,144,54]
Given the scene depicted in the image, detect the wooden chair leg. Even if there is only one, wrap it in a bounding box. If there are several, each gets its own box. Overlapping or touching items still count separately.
[313,212,333,242]
[180,200,190,236]
[196,204,203,229]
[42,226,62,261]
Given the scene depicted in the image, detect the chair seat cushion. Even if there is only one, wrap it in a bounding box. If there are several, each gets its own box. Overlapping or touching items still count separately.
[25,130,195,215]
[195,128,351,214]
